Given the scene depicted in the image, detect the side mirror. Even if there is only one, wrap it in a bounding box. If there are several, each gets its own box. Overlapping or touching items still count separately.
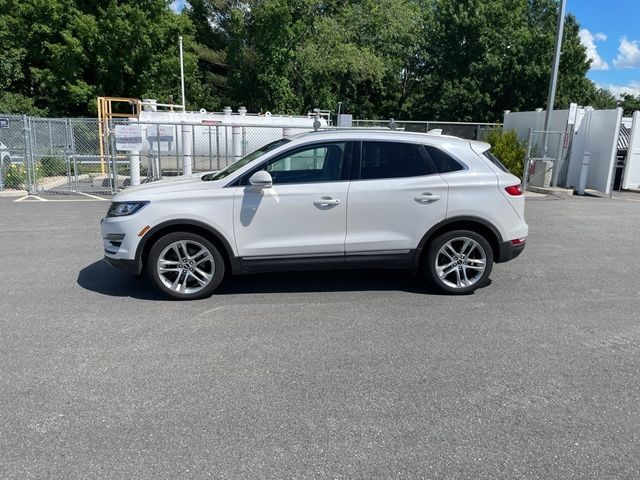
[249,170,273,189]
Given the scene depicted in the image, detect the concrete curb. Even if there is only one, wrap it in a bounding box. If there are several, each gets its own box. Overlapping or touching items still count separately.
[526,186,574,196]
[0,189,28,197]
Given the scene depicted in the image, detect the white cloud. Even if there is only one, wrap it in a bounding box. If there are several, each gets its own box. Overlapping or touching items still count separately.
[598,81,640,98]
[613,37,640,69]
[579,28,609,70]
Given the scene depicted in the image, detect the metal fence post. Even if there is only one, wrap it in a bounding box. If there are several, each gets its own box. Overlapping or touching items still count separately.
[108,119,117,194]
[552,133,563,187]
[156,123,162,182]
[522,128,534,191]
[69,119,79,192]
[191,122,196,173]
[181,121,193,175]
[22,114,35,194]
[208,125,213,171]
[48,119,54,155]
[174,124,179,174]
[63,119,72,190]
[224,125,229,168]
[241,126,246,156]
[215,125,220,170]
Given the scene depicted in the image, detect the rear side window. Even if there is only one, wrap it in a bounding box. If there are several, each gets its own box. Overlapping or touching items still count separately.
[424,146,465,173]
[360,141,435,180]
[482,150,509,172]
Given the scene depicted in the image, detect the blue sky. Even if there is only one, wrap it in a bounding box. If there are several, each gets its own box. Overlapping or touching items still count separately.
[568,0,640,96]
[170,0,185,13]
[170,0,639,97]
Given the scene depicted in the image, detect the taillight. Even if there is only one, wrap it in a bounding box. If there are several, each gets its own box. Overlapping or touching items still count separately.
[505,183,523,196]
[511,238,526,245]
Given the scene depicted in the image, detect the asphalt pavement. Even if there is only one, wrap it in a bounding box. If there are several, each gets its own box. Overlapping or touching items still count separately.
[0,192,639,479]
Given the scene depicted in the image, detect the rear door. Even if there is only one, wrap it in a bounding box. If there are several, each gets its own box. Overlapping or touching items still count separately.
[345,141,449,258]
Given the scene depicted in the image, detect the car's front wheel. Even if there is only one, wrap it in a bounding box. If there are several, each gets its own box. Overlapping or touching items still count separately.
[147,232,225,300]
[425,230,493,294]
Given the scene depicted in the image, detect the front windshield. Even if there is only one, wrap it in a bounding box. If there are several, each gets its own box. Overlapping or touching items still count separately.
[202,138,291,181]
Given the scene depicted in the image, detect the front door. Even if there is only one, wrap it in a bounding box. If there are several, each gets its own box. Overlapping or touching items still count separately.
[233,142,351,261]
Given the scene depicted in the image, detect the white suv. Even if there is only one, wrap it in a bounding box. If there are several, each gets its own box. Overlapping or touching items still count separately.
[100,130,527,299]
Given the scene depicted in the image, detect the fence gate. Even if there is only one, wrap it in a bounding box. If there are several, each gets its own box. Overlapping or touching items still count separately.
[0,115,111,195]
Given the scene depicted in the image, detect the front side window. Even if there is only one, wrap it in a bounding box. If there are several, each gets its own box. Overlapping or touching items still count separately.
[360,141,435,180]
[260,142,347,185]
[203,138,290,181]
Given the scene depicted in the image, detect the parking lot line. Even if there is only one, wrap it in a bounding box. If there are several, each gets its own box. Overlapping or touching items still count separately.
[13,195,48,202]
[76,191,109,201]
[12,194,109,202]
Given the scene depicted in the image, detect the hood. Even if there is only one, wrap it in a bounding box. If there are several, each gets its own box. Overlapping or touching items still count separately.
[114,173,225,201]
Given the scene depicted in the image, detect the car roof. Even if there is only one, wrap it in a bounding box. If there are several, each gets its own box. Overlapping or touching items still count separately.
[289,128,472,146]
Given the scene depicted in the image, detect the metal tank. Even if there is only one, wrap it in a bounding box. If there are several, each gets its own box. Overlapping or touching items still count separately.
[128,104,327,178]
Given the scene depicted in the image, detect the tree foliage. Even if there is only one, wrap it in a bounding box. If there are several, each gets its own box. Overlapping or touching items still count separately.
[0,0,623,120]
[484,128,527,176]
[619,94,640,116]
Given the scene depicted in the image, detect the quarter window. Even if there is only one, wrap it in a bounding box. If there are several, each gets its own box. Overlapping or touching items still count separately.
[425,146,464,173]
[482,150,509,172]
[360,142,435,179]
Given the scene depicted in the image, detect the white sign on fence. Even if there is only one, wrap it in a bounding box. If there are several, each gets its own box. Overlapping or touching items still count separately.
[114,125,143,151]
[146,125,174,152]
[568,103,578,125]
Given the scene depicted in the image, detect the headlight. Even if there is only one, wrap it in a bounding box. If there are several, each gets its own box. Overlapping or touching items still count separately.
[106,201,148,217]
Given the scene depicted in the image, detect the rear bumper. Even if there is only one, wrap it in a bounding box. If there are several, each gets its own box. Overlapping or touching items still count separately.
[497,240,526,263]
[104,255,142,275]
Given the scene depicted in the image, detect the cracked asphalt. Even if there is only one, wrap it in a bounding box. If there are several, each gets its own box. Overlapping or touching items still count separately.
[0,192,639,479]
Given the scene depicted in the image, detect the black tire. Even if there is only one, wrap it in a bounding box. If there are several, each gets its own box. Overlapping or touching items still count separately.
[147,231,225,300]
[425,229,493,294]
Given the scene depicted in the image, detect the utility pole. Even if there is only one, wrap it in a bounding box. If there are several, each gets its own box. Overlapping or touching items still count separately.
[543,0,566,154]
[179,35,186,110]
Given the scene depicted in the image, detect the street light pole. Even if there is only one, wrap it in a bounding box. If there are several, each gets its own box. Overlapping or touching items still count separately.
[543,0,567,154]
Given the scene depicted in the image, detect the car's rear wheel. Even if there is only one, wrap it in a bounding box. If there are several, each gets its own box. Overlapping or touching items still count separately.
[147,232,225,300]
[425,230,493,294]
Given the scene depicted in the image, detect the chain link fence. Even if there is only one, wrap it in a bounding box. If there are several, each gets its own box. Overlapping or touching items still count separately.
[0,115,322,195]
[0,114,501,195]
[0,115,103,194]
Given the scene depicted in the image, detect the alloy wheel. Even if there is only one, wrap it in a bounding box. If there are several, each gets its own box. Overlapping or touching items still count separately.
[434,236,487,289]
[156,240,215,295]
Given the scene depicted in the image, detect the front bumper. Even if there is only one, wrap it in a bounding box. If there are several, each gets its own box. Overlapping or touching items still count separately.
[497,240,526,263]
[101,215,146,275]
[104,255,142,275]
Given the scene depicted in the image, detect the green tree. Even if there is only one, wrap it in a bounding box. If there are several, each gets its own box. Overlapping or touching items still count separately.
[188,0,423,117]
[0,0,218,116]
[0,0,621,122]
[619,93,640,116]
[411,0,601,121]
[0,92,47,115]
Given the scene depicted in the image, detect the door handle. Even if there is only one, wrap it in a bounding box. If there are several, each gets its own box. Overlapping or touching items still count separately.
[314,197,341,207]
[414,192,440,204]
